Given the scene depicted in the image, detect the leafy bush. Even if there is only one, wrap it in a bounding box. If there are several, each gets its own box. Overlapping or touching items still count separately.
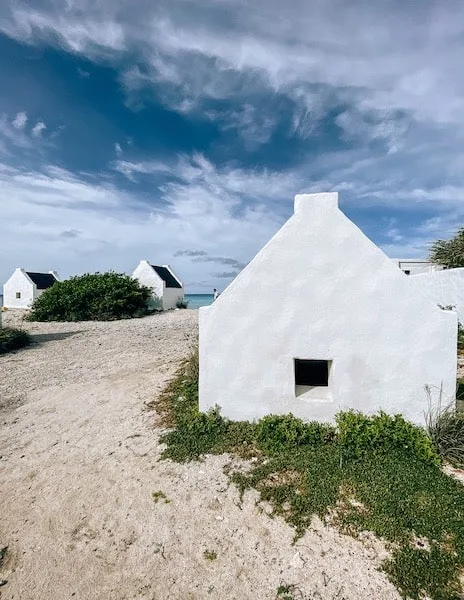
[430,227,464,269]
[28,272,153,322]
[176,298,189,309]
[0,327,31,354]
[256,414,336,455]
[458,323,464,352]
[426,397,464,467]
[336,410,440,466]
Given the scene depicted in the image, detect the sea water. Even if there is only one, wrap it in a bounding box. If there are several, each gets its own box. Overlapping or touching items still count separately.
[185,294,214,309]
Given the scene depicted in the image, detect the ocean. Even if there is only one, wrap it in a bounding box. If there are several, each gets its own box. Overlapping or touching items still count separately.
[185,294,214,309]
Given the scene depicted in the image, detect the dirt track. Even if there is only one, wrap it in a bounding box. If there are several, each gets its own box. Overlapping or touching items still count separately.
[0,311,399,599]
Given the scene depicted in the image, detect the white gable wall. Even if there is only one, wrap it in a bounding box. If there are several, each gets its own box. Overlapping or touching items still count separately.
[410,268,464,324]
[132,260,163,310]
[3,269,35,308]
[199,193,456,426]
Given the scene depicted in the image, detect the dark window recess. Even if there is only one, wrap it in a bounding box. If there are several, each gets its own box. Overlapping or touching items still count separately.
[404,270,411,275]
[16,292,21,299]
[294,359,329,387]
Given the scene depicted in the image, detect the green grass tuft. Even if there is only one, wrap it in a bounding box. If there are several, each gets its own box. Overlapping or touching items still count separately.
[0,327,31,355]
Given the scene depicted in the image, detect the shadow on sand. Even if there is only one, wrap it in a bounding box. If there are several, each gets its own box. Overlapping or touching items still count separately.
[31,331,83,344]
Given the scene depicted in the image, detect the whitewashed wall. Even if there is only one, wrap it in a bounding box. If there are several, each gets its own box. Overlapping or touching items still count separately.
[132,261,163,310]
[391,259,442,276]
[410,268,464,324]
[162,285,184,310]
[199,193,457,426]
[3,269,35,308]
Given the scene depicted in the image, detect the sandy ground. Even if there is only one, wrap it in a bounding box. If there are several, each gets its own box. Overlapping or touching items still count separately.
[0,310,400,600]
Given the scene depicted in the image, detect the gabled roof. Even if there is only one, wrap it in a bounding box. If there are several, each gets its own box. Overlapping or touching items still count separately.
[151,265,182,288]
[26,272,57,290]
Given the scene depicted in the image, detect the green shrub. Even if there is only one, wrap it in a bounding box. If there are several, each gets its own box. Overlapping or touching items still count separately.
[256,414,336,456]
[336,410,440,466]
[0,327,31,354]
[426,398,464,468]
[458,323,464,352]
[176,298,189,309]
[28,272,152,322]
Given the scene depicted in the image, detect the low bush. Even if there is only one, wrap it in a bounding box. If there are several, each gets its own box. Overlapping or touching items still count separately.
[0,327,31,354]
[256,414,336,455]
[426,397,464,468]
[336,410,440,466]
[458,323,464,353]
[28,272,152,322]
[176,298,189,309]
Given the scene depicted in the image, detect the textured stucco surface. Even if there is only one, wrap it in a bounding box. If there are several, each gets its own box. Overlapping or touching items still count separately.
[199,193,457,425]
[410,268,464,325]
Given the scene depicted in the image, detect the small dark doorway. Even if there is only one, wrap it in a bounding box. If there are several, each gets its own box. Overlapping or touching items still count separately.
[294,359,329,387]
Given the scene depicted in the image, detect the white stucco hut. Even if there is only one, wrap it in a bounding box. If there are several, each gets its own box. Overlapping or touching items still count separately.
[199,193,457,426]
[132,260,184,311]
[3,268,59,309]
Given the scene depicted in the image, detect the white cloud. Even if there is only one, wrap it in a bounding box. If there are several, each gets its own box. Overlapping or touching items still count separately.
[0,157,289,290]
[12,111,28,130]
[31,121,47,137]
[115,142,122,156]
[2,0,464,142]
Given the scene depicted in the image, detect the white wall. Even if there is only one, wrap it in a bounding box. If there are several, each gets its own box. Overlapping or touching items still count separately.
[132,260,163,310]
[410,268,464,324]
[391,259,442,276]
[163,286,184,310]
[199,193,457,426]
[161,265,184,310]
[3,269,35,308]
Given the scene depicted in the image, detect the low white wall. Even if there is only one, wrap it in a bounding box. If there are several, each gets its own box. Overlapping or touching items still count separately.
[3,269,35,308]
[410,268,464,324]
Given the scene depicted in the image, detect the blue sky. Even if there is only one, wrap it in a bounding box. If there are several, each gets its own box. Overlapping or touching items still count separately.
[1,0,464,292]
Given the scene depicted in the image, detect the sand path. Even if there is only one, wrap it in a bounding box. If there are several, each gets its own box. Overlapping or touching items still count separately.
[0,311,399,599]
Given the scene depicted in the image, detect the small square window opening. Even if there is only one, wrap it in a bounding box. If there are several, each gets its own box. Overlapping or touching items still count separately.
[16,292,21,299]
[295,359,329,386]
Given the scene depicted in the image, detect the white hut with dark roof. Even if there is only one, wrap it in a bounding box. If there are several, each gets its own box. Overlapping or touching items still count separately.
[132,260,184,310]
[3,268,59,309]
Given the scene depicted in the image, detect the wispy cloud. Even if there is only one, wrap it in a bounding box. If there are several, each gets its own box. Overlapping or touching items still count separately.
[12,111,27,130]
[31,121,47,137]
[174,250,207,257]
[115,142,122,156]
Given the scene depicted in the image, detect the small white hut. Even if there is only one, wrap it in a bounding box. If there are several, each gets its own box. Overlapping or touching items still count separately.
[199,193,457,426]
[3,268,60,309]
[132,260,184,311]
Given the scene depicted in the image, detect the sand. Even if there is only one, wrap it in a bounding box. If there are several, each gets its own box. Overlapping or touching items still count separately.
[0,310,400,600]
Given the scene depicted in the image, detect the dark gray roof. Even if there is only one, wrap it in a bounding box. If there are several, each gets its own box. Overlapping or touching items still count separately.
[151,265,182,288]
[26,272,57,290]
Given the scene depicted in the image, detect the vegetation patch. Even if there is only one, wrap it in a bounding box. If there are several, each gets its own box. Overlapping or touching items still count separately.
[0,327,31,355]
[156,351,464,600]
[27,272,153,322]
[203,549,217,561]
[152,490,170,504]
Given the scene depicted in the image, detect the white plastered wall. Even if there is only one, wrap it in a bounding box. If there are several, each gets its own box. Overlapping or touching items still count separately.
[132,260,163,310]
[3,269,35,308]
[410,268,464,324]
[199,193,457,426]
